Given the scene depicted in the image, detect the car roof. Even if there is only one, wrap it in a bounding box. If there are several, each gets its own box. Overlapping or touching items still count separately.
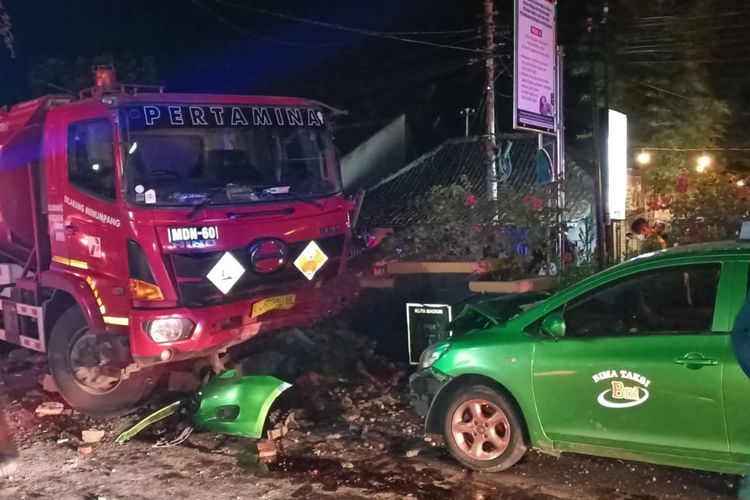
[630,240,750,262]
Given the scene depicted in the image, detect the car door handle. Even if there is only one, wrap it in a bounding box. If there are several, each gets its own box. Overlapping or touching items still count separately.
[674,353,718,368]
[64,224,78,235]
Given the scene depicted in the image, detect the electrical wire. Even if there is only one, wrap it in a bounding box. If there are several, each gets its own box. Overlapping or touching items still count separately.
[639,147,750,152]
[617,57,750,65]
[373,28,479,36]
[192,0,347,47]
[341,34,481,79]
[337,59,476,100]
[205,0,485,53]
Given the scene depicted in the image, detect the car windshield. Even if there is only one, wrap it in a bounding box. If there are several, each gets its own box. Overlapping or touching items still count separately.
[122,104,341,206]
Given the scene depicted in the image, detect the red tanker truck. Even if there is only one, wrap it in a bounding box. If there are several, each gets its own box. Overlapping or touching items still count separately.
[0,67,359,415]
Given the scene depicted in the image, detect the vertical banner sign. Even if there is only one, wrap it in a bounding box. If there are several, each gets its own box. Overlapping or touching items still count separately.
[514,0,557,134]
[607,109,628,220]
[406,303,452,365]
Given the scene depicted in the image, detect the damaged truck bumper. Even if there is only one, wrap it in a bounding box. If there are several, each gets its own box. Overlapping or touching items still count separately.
[130,273,359,367]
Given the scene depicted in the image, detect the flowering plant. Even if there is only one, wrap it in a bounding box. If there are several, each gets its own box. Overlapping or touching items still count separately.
[381,176,573,280]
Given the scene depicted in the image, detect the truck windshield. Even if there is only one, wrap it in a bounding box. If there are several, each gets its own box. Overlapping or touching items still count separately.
[122,104,341,206]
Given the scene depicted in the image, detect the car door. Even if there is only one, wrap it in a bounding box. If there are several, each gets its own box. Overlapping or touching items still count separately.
[532,262,729,461]
[723,261,750,466]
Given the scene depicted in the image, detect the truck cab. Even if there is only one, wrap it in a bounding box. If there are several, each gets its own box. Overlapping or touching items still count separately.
[0,72,359,415]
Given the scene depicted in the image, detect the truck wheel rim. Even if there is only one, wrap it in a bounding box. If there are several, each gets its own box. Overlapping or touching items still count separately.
[69,328,122,394]
[450,399,510,460]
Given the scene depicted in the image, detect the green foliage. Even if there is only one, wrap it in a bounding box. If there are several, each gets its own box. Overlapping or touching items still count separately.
[27,53,158,95]
[0,2,13,58]
[381,177,581,280]
[669,171,750,244]
[567,0,731,192]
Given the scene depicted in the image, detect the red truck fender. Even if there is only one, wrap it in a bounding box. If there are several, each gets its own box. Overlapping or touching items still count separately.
[40,269,106,333]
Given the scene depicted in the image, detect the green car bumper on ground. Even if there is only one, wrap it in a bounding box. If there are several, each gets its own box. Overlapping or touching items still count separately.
[409,241,750,475]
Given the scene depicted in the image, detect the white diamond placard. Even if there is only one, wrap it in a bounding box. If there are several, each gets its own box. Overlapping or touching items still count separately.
[293,241,328,281]
[207,252,245,294]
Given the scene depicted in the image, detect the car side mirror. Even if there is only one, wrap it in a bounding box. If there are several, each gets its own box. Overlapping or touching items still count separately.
[541,312,566,339]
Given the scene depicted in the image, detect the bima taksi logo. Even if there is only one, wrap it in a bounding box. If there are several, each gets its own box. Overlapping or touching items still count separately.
[592,370,651,409]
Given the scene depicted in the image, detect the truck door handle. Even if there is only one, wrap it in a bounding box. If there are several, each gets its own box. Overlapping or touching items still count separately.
[674,352,718,368]
[64,224,78,235]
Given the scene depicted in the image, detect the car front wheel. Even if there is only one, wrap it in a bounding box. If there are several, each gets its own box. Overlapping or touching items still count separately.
[442,384,527,472]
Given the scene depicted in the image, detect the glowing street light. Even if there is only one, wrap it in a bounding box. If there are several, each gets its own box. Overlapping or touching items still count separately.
[696,154,712,172]
[738,180,746,187]
[636,150,651,165]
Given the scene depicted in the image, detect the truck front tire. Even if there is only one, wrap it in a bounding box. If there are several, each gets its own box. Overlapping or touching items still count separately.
[48,306,158,417]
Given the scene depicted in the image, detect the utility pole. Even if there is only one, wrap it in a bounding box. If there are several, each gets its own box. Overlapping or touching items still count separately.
[483,0,497,199]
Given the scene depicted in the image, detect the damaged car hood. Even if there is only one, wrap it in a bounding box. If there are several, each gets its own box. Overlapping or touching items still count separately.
[449,292,551,336]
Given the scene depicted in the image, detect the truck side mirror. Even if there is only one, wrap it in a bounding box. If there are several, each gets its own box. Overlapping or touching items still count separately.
[541,312,566,339]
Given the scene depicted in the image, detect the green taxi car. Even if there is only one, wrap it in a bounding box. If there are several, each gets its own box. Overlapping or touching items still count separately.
[410,241,750,474]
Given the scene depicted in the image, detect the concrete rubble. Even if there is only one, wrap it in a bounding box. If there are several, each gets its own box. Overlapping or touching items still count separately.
[0,321,739,499]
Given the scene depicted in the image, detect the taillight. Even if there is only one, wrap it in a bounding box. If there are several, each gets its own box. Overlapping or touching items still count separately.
[129,279,164,301]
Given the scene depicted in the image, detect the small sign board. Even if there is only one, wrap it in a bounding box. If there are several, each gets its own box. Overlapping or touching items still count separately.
[406,303,452,365]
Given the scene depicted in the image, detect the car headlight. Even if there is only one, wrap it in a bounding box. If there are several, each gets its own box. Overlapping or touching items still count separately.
[145,318,195,343]
[418,342,451,369]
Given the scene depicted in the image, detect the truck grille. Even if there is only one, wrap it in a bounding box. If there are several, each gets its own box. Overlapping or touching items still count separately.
[169,235,345,307]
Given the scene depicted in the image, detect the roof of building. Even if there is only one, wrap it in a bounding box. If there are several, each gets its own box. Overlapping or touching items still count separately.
[358,134,591,228]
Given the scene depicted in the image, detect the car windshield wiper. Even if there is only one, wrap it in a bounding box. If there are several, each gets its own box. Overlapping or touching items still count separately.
[261,186,324,210]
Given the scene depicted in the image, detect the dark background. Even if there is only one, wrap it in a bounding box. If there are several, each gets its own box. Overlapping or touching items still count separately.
[0,1,592,155]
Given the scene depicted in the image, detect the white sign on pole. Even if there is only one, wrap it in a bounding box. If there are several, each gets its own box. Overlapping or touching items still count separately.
[607,109,628,221]
[514,0,557,135]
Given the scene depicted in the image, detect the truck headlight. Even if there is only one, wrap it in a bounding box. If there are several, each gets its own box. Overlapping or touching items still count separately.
[145,318,194,343]
[419,342,451,369]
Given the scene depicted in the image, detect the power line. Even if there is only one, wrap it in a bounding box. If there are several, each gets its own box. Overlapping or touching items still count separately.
[206,0,485,53]
[635,82,690,101]
[193,0,346,47]
[337,60,476,100]
[639,147,750,152]
[341,34,481,78]
[617,57,750,65]
[375,28,479,36]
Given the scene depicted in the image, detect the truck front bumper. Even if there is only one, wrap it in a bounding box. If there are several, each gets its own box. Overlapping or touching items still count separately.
[130,273,359,367]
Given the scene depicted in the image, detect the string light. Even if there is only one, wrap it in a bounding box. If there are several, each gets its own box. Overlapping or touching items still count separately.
[696,154,712,171]
[636,150,652,165]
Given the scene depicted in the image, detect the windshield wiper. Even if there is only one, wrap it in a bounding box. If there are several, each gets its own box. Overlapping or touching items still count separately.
[261,186,324,210]
[188,187,225,221]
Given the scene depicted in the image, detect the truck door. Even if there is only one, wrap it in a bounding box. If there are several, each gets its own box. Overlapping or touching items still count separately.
[61,115,129,320]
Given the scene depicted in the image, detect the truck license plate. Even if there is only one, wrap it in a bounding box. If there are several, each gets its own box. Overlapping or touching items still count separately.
[251,294,296,319]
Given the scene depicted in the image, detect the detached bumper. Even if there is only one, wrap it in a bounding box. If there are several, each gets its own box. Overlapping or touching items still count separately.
[130,273,359,367]
[409,368,451,418]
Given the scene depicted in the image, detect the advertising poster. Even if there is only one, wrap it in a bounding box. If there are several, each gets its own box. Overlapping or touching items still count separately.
[514,0,557,134]
[406,303,452,365]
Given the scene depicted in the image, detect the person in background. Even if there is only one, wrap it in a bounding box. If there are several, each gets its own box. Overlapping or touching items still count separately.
[731,293,750,499]
[631,217,667,251]
[0,410,17,478]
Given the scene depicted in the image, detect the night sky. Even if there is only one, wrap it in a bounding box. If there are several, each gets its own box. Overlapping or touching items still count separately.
[0,1,541,151]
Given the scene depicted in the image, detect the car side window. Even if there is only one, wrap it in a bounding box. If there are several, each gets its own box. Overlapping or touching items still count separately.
[68,120,116,201]
[563,264,721,338]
